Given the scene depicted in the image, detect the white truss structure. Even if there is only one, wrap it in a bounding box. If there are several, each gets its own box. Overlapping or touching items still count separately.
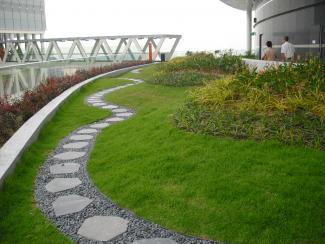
[0,35,181,64]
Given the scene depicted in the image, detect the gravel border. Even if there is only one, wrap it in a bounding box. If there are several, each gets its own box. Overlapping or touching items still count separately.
[34,78,219,244]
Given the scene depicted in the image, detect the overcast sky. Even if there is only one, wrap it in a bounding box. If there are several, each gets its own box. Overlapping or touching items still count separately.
[45,0,247,52]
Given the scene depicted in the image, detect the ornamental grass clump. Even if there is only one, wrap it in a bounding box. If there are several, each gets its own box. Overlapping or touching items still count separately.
[174,59,325,149]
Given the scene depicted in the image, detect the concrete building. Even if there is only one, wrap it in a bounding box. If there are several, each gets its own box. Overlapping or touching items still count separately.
[0,0,46,42]
[220,0,325,60]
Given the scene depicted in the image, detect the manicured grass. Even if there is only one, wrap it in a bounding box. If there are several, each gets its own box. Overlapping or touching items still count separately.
[0,76,131,243]
[87,67,325,243]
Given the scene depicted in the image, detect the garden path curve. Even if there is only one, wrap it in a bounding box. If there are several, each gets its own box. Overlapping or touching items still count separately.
[34,76,217,244]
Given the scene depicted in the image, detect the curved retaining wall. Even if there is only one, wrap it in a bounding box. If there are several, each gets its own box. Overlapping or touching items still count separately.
[0,64,150,187]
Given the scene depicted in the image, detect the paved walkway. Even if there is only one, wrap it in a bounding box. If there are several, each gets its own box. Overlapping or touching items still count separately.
[34,77,217,244]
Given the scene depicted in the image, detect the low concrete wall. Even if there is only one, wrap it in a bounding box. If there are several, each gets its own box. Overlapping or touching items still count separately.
[243,58,287,71]
[0,64,150,187]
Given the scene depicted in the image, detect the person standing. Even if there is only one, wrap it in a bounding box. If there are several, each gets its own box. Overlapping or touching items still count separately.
[262,41,276,61]
[281,36,295,61]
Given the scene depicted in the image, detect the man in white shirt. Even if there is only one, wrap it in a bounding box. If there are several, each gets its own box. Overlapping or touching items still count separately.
[281,36,295,61]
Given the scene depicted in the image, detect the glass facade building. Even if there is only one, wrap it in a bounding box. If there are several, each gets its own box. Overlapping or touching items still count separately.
[220,0,325,60]
[0,0,46,42]
[254,0,325,60]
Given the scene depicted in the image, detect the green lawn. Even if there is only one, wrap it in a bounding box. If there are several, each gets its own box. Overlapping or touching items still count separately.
[87,66,325,243]
[0,65,324,243]
[0,77,131,243]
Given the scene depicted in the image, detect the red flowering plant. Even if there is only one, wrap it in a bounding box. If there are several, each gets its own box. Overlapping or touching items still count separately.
[0,61,150,146]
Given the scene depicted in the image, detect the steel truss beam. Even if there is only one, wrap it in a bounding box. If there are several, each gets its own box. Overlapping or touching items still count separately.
[0,35,182,64]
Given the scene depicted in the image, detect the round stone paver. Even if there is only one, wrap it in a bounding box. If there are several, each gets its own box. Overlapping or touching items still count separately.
[63,141,89,149]
[77,216,128,241]
[90,123,110,129]
[50,163,80,174]
[52,194,93,216]
[70,135,93,141]
[132,238,178,244]
[45,178,82,193]
[77,128,98,134]
[53,151,86,160]
[112,108,128,113]
[106,117,124,122]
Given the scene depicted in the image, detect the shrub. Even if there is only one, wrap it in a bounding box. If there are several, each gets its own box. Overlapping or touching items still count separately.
[150,51,244,87]
[174,60,325,150]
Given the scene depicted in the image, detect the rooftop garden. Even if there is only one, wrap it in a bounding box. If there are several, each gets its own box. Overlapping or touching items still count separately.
[0,54,324,243]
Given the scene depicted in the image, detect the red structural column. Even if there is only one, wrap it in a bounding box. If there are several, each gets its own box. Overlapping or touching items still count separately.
[148,42,153,62]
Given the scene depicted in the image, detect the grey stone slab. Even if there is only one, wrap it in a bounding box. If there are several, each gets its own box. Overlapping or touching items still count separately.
[45,178,82,193]
[106,117,124,122]
[116,112,133,117]
[77,129,98,134]
[52,194,93,216]
[112,108,128,113]
[70,135,93,141]
[88,97,101,100]
[132,239,178,244]
[54,151,86,160]
[92,102,106,107]
[63,142,89,149]
[90,123,110,129]
[78,216,128,241]
[102,105,118,109]
[50,163,80,174]
[87,100,101,103]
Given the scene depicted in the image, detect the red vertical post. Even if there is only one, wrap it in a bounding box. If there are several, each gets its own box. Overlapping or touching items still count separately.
[148,42,153,62]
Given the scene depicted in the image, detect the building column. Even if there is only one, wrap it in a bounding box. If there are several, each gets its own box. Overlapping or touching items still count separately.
[246,8,252,53]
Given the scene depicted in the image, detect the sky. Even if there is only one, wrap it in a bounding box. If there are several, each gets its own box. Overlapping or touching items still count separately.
[45,0,247,53]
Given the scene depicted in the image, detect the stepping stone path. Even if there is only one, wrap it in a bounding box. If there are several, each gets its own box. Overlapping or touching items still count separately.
[34,76,217,243]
